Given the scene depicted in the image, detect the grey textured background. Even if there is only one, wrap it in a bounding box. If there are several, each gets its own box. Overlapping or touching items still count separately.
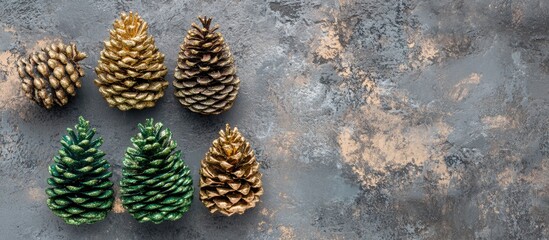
[1,0,548,239]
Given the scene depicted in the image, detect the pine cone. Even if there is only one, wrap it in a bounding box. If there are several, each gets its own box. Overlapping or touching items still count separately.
[121,119,193,223]
[199,124,263,216]
[174,16,240,115]
[46,116,114,225]
[17,42,87,109]
[95,12,168,111]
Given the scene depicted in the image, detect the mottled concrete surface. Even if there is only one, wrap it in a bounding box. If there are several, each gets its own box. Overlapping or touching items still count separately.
[0,0,548,239]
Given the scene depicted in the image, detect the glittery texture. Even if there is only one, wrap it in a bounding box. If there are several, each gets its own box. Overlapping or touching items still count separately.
[174,16,240,115]
[120,119,193,223]
[17,42,86,109]
[94,12,168,111]
[45,116,114,225]
[199,124,263,216]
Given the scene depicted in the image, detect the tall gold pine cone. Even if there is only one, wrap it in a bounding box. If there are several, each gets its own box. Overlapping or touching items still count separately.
[174,16,240,115]
[199,124,263,216]
[17,42,87,109]
[95,12,168,111]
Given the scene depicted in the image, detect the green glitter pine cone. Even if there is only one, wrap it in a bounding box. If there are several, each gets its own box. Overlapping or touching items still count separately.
[46,116,114,225]
[120,119,193,223]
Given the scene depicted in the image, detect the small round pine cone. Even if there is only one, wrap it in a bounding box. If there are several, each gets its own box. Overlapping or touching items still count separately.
[174,17,240,115]
[17,42,87,109]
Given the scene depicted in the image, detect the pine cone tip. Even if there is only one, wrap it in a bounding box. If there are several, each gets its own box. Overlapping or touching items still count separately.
[223,123,238,136]
[118,11,148,38]
[78,116,87,125]
[122,11,139,21]
[142,118,158,128]
[198,16,213,29]
[68,43,87,61]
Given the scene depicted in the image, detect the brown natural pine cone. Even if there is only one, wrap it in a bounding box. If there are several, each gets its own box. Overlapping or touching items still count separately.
[94,12,168,111]
[174,16,240,115]
[17,42,87,109]
[199,124,263,216]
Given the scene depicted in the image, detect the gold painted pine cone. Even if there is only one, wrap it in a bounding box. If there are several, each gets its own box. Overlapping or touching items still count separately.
[174,16,240,115]
[17,42,87,109]
[199,124,263,216]
[95,12,168,111]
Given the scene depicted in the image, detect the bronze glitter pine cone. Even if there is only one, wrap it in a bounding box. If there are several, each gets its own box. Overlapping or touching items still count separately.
[174,16,240,115]
[95,12,168,111]
[199,124,263,216]
[17,42,87,109]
